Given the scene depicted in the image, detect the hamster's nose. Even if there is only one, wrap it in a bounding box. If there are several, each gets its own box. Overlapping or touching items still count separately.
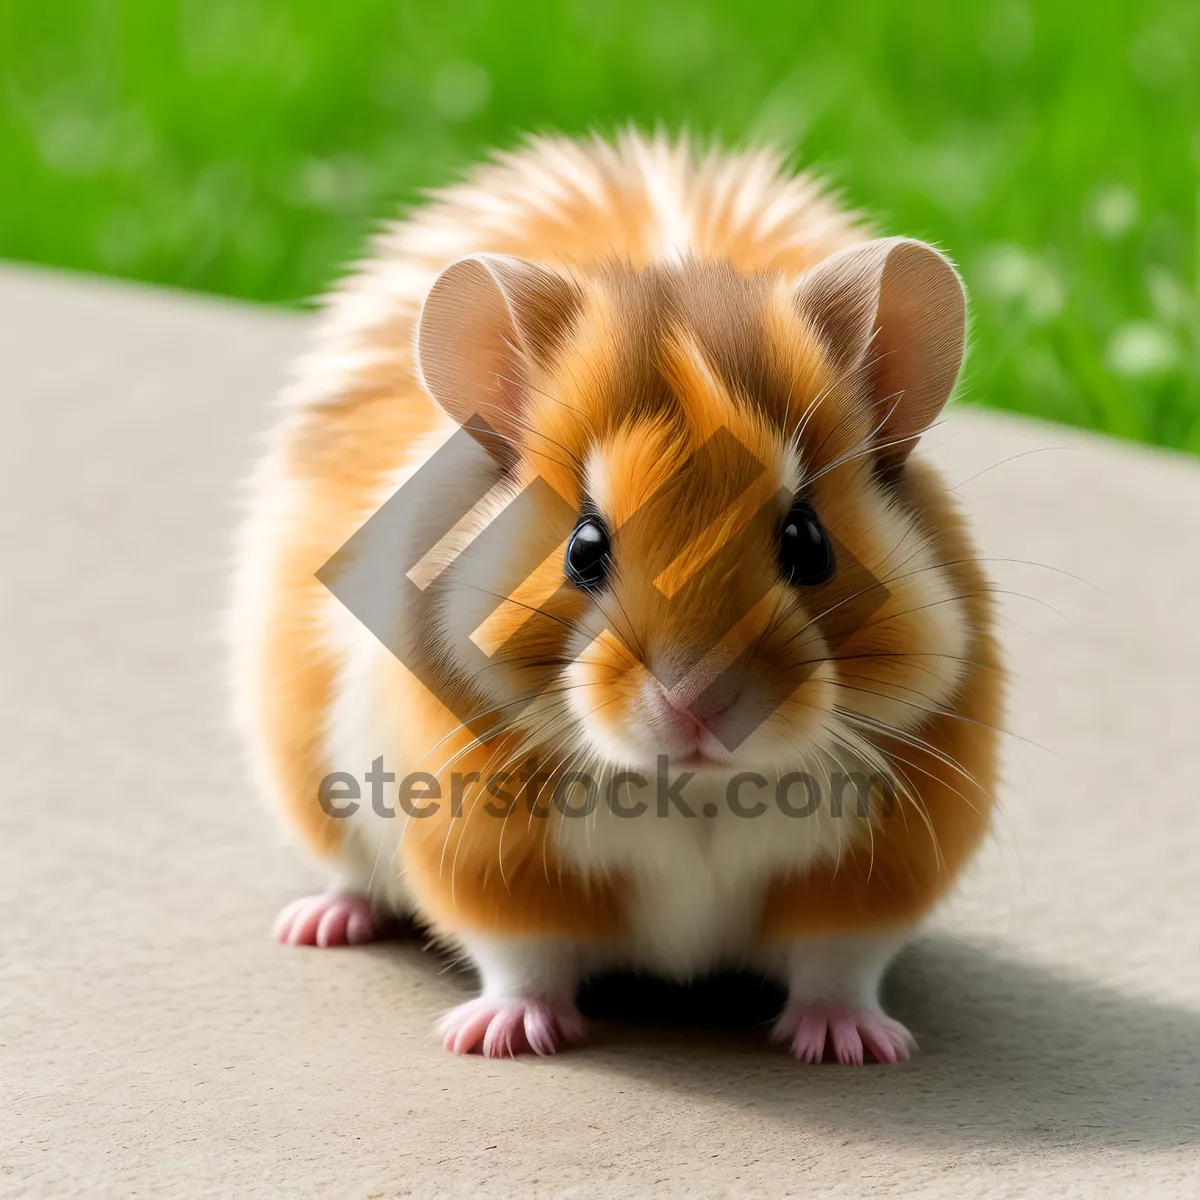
[657,674,742,729]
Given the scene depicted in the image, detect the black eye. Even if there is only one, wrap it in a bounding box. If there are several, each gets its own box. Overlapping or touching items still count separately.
[780,500,834,586]
[565,516,611,591]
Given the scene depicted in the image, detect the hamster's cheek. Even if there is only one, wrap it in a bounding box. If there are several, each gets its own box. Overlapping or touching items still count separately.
[736,662,841,772]
[562,629,648,765]
[827,496,971,732]
[725,606,835,768]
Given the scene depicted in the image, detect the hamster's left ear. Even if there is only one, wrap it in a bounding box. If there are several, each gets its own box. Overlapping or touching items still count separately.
[794,237,965,464]
[416,254,583,467]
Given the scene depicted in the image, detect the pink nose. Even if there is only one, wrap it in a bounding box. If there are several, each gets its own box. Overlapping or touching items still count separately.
[657,676,742,728]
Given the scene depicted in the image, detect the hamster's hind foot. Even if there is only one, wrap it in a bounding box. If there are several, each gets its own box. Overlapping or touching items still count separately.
[437,996,588,1058]
[272,891,381,948]
[771,1002,915,1065]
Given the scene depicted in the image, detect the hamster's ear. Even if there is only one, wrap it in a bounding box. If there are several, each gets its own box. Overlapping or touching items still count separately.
[794,237,965,464]
[416,254,583,467]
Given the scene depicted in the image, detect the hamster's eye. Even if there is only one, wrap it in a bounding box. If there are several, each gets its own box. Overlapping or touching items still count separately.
[565,516,611,591]
[779,501,834,586]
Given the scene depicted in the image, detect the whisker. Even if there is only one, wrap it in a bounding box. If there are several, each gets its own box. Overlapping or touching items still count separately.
[835,705,989,799]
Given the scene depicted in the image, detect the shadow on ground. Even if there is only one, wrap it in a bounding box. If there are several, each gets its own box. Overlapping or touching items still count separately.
[406,931,1200,1151]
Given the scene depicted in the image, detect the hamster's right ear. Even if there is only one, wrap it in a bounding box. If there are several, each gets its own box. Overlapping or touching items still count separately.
[416,254,583,467]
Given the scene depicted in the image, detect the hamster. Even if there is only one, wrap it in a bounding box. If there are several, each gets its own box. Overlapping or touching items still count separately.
[232,131,1002,1064]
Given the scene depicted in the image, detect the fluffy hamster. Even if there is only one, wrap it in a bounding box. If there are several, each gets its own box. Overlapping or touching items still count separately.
[232,131,1003,1063]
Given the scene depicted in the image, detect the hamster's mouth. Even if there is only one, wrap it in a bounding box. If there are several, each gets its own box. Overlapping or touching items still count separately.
[674,754,729,769]
[668,730,735,769]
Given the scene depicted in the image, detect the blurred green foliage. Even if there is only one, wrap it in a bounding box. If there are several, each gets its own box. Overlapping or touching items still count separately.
[1,0,1198,447]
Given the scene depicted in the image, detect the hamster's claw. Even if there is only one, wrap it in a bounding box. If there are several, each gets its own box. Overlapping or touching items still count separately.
[771,1002,915,1065]
[272,891,380,947]
[438,996,588,1058]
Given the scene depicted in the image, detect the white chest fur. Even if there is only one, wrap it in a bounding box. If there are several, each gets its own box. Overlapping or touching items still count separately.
[553,768,859,980]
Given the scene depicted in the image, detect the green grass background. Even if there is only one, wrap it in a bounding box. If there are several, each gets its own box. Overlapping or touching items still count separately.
[2,0,1198,448]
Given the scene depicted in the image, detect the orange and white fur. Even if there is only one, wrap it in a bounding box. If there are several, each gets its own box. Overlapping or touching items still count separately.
[232,132,1002,1064]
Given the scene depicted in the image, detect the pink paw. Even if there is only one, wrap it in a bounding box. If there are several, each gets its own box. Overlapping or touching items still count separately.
[437,996,588,1058]
[771,1002,916,1065]
[272,892,380,948]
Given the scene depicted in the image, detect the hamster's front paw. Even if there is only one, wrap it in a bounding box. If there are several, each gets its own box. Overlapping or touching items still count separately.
[437,996,588,1058]
[272,891,381,947]
[771,1001,915,1065]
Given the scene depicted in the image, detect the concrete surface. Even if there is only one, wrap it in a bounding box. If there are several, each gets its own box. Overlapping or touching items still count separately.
[2,264,1199,1199]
